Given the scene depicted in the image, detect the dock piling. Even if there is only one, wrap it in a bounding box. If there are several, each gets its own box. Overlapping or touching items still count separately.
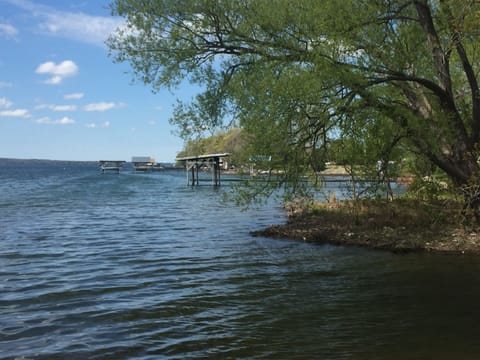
[176,153,229,186]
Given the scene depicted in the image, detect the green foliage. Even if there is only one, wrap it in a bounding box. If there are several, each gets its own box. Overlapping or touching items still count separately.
[406,177,450,202]
[176,128,249,167]
[108,0,480,220]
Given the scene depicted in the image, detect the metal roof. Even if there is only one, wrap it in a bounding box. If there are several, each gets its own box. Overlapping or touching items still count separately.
[175,153,230,161]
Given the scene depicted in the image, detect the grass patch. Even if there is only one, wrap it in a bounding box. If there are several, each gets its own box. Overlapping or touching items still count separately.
[252,198,480,254]
[308,198,461,230]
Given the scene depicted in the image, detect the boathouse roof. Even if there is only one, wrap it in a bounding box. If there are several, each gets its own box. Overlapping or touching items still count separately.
[175,153,230,161]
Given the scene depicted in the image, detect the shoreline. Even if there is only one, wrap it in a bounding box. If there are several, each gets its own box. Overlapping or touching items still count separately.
[252,199,480,255]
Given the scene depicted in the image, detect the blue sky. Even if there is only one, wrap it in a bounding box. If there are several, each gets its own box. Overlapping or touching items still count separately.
[0,0,194,162]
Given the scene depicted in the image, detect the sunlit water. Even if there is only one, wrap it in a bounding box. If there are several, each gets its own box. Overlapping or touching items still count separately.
[1,159,480,359]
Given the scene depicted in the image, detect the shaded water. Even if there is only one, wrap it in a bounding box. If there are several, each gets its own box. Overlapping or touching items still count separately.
[1,160,480,359]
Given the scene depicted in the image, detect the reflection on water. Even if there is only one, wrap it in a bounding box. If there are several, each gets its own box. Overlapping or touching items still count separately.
[1,160,480,359]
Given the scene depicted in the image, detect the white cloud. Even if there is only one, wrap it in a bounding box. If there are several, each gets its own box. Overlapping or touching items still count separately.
[46,76,62,85]
[53,105,77,111]
[35,104,77,111]
[86,121,110,128]
[35,116,75,125]
[0,109,31,118]
[0,97,13,109]
[58,116,75,124]
[41,12,124,47]
[64,92,84,100]
[35,60,79,85]
[83,102,124,112]
[0,23,18,39]
[84,102,115,112]
[6,0,125,47]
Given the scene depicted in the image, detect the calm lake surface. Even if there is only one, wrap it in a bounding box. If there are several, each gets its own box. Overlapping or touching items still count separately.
[1,159,480,359]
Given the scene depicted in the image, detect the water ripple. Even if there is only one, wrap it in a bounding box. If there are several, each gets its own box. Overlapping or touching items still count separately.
[2,163,480,359]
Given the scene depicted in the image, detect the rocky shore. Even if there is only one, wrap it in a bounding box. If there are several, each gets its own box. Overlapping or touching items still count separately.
[252,199,480,255]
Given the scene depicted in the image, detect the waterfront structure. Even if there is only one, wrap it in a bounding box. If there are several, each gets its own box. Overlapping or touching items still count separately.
[131,156,163,171]
[176,153,229,186]
[99,160,126,173]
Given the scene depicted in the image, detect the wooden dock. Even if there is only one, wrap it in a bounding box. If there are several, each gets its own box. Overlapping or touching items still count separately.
[99,160,126,173]
[175,153,229,186]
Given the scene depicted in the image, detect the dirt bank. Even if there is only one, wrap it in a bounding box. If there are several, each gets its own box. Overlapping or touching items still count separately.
[252,199,480,255]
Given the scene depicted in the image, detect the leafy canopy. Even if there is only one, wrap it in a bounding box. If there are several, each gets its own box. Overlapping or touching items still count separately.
[108,0,480,212]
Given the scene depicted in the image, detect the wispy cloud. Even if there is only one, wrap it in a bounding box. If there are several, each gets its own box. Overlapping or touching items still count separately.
[86,121,110,128]
[83,102,125,112]
[0,81,13,88]
[35,101,124,112]
[40,12,123,47]
[0,23,18,39]
[35,116,75,125]
[35,60,79,85]
[0,109,31,118]
[51,105,77,111]
[5,0,124,47]
[64,92,84,100]
[35,104,77,111]
[0,97,13,109]
[0,98,30,118]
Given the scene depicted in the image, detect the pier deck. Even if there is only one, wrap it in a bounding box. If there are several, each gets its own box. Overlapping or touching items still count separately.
[176,153,229,186]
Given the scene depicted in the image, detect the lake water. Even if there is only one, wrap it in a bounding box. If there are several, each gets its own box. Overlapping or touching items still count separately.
[1,159,480,359]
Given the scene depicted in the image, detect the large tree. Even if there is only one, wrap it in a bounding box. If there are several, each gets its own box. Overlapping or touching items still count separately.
[108,0,480,221]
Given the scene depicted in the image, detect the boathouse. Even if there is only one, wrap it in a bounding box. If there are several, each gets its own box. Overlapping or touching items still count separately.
[176,153,229,186]
[131,156,164,171]
[99,160,126,173]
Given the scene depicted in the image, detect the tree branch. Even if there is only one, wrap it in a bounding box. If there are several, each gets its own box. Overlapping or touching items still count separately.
[440,0,480,145]
[413,0,453,96]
